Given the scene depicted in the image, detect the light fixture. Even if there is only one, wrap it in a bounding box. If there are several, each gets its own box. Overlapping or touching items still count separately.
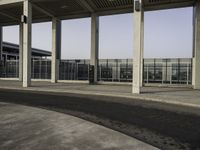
[21,15,27,23]
[135,0,141,12]
[61,5,68,9]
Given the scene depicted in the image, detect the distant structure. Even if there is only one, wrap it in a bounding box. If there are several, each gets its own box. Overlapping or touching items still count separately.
[2,42,51,61]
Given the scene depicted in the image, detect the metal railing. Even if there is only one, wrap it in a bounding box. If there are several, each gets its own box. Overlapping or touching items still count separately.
[32,58,51,79]
[0,58,193,85]
[143,58,192,84]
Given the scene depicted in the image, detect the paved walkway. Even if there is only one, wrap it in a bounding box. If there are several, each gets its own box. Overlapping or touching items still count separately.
[0,102,158,150]
[0,80,199,109]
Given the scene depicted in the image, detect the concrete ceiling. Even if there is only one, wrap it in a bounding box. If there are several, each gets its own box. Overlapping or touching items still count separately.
[0,0,195,26]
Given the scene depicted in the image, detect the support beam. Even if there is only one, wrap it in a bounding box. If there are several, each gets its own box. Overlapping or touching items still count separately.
[22,0,32,87]
[0,0,23,5]
[76,0,94,12]
[19,23,23,81]
[0,26,2,61]
[192,1,200,90]
[132,0,144,94]
[90,14,99,83]
[51,18,61,83]
[0,11,20,22]
[32,3,54,18]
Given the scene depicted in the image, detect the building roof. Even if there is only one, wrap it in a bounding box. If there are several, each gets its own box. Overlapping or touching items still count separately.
[0,0,195,26]
[3,42,51,57]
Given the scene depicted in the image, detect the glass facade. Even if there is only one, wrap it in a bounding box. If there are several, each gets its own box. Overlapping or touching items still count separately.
[0,58,193,85]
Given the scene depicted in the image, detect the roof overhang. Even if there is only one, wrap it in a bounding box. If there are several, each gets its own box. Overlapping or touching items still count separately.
[0,0,196,26]
[3,42,51,56]
[143,0,195,11]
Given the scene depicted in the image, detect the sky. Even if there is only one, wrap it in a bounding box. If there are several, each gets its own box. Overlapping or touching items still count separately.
[3,7,193,59]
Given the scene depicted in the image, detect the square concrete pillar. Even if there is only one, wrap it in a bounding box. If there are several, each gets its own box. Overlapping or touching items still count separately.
[90,14,99,83]
[0,26,2,61]
[193,1,200,90]
[22,0,32,87]
[51,18,61,83]
[19,23,23,81]
[140,17,144,87]
[132,0,144,94]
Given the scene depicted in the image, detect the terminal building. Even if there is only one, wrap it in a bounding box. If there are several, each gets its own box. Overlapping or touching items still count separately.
[0,42,51,78]
[0,0,199,94]
[1,42,51,60]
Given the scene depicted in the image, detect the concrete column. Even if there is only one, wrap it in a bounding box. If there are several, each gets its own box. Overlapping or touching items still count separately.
[22,0,32,87]
[90,14,99,83]
[19,23,23,81]
[193,1,200,89]
[132,0,144,94]
[0,26,2,61]
[140,18,144,87]
[51,18,61,83]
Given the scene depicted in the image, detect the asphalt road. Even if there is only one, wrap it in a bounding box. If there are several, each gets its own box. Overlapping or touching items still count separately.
[0,89,200,150]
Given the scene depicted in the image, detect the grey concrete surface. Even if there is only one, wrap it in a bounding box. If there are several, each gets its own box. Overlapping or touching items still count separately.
[0,102,159,150]
[0,80,199,109]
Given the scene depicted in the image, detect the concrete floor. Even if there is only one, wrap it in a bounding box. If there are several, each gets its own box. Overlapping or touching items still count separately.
[0,102,158,150]
[0,80,199,109]
[1,81,200,149]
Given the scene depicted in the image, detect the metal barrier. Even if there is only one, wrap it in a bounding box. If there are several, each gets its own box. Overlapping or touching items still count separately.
[143,58,192,84]
[32,58,51,79]
[0,59,19,78]
[0,58,193,85]
[59,60,89,80]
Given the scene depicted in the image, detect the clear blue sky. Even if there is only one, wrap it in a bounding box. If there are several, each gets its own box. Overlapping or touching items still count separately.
[3,7,193,59]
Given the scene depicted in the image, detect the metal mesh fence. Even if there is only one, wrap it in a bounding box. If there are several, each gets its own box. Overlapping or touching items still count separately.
[59,60,90,80]
[31,58,51,79]
[0,60,19,78]
[143,58,192,84]
[0,58,193,85]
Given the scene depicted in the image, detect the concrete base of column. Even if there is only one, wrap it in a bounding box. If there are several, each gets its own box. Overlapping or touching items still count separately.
[132,86,140,94]
[51,59,60,83]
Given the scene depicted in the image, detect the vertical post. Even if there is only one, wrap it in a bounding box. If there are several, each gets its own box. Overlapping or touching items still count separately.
[0,26,3,61]
[22,0,32,87]
[132,0,144,94]
[187,63,189,85]
[39,57,42,79]
[19,23,23,81]
[170,62,172,84]
[51,18,61,83]
[0,26,2,78]
[90,14,99,83]
[162,61,165,84]
[15,55,18,78]
[45,58,48,79]
[193,1,200,89]
[32,57,35,79]
[147,64,149,84]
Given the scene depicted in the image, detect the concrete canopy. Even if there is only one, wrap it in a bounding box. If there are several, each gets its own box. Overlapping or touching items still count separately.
[0,0,195,26]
